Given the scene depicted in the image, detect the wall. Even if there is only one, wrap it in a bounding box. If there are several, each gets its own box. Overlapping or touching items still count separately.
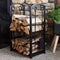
[0,0,11,48]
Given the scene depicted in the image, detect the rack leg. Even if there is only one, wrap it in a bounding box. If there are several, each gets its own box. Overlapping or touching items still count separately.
[30,56,32,58]
[10,42,13,51]
[10,31,13,51]
[51,34,56,48]
[53,35,59,53]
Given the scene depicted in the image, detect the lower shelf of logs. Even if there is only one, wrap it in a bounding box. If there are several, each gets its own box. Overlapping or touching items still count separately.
[11,37,45,56]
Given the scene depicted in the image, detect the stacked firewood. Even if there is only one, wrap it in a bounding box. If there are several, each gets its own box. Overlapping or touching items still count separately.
[12,0,48,4]
[10,18,29,35]
[11,37,41,55]
[9,14,43,35]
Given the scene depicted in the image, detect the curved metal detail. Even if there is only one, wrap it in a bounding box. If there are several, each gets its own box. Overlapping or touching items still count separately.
[10,3,25,16]
[31,3,45,8]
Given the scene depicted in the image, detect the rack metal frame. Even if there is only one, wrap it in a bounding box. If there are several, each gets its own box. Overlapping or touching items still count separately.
[10,3,46,58]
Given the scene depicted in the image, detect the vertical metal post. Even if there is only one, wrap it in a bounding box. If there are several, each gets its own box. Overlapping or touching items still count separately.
[35,7,37,32]
[10,31,12,51]
[44,6,46,51]
[23,5,25,15]
[10,6,12,17]
[30,6,32,58]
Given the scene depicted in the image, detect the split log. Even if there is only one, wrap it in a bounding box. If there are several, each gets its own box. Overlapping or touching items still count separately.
[24,27,29,34]
[26,44,38,48]
[26,0,48,4]
[12,0,25,3]
[23,49,44,55]
[16,22,21,32]
[18,46,24,53]
[15,39,18,46]
[22,19,29,26]
[23,45,39,55]
[9,21,17,31]
[32,49,44,53]
[11,39,15,47]
[12,15,15,21]
[11,39,16,49]
[9,22,15,28]
[15,18,20,23]
[26,0,36,4]
[23,51,30,55]
[10,27,16,31]
[18,42,22,46]
[20,25,24,31]
[36,0,42,3]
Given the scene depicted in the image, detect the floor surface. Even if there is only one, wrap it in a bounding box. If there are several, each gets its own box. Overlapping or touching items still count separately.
[0,46,60,60]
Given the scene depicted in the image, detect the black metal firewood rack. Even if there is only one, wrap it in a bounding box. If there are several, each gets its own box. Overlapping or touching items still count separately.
[10,3,46,58]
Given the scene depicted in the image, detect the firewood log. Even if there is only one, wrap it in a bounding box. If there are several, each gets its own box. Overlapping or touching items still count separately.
[10,27,16,31]
[16,22,21,32]
[23,45,39,52]
[18,46,24,53]
[15,22,17,28]
[42,0,48,3]
[18,42,22,46]
[9,22,15,28]
[15,18,20,23]
[13,46,16,50]
[20,26,24,31]
[24,27,29,35]
[16,46,19,51]
[32,45,39,50]
[26,44,35,48]
[32,49,39,53]
[23,47,29,52]
[12,5,20,14]
[12,4,24,14]
[11,39,15,45]
[12,15,15,21]
[15,39,18,45]
[14,6,20,11]
[32,36,41,43]
[23,49,44,55]
[11,40,15,49]
[11,39,15,49]
[36,38,40,42]
[9,21,17,31]
[25,43,30,46]
[12,0,25,3]
[36,0,42,3]
[26,0,36,4]
[23,51,30,55]
[22,19,28,26]
[36,0,48,3]
[17,27,21,32]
